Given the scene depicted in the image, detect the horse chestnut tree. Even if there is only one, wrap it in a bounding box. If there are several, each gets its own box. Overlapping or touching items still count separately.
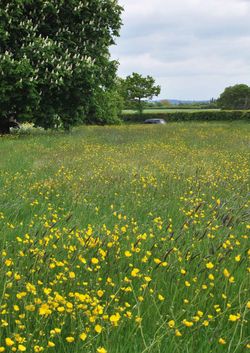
[0,0,123,130]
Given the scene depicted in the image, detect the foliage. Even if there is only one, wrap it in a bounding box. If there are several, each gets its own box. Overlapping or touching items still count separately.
[217,84,250,110]
[122,110,250,122]
[0,123,249,353]
[121,73,161,114]
[0,0,123,129]
[84,88,123,125]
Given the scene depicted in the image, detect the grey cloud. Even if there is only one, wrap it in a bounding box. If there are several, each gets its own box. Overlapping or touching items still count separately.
[111,0,250,99]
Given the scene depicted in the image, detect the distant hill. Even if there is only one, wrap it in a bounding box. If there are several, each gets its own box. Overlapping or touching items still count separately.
[160,99,210,105]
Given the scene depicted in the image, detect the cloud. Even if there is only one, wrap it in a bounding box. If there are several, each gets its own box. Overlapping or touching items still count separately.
[111,0,250,99]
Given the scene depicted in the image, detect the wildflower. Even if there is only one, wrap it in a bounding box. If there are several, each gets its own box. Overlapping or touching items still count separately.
[69,272,75,279]
[182,319,194,327]
[5,338,14,346]
[206,262,214,269]
[18,345,26,352]
[5,259,13,267]
[97,290,104,297]
[168,320,175,328]
[39,304,52,316]
[47,342,55,348]
[95,324,102,333]
[223,269,230,278]
[208,274,214,281]
[235,255,241,262]
[124,251,132,257]
[229,314,240,322]
[175,329,182,337]
[131,268,140,277]
[0,348,5,352]
[218,338,226,345]
[110,313,121,326]
[97,348,107,353]
[158,294,165,301]
[66,337,74,343]
[91,258,99,264]
[79,332,87,341]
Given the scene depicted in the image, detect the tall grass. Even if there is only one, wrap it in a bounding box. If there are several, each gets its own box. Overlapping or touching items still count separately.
[0,122,249,353]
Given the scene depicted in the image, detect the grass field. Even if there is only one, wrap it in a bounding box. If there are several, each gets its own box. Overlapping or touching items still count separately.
[0,122,249,353]
[123,108,221,114]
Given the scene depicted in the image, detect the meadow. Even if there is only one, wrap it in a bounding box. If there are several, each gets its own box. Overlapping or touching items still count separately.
[0,122,249,353]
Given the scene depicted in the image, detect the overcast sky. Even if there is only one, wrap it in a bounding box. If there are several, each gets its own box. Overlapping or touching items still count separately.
[110,0,250,100]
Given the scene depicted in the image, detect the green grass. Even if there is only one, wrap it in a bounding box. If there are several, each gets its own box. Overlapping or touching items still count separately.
[0,122,249,353]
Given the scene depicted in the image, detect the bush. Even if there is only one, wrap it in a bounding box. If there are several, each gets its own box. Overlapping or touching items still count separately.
[122,111,250,123]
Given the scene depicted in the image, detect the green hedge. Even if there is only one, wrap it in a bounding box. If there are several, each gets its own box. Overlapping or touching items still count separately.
[122,111,250,123]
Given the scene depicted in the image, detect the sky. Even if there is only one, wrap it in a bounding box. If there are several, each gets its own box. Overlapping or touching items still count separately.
[110,0,250,100]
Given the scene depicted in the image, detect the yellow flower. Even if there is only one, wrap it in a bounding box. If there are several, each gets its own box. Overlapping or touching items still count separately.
[182,319,194,327]
[5,259,13,267]
[5,338,15,347]
[208,274,214,281]
[26,283,36,294]
[223,268,230,278]
[158,294,165,301]
[206,262,214,269]
[0,347,5,352]
[91,258,99,265]
[69,272,75,279]
[131,268,140,277]
[39,304,52,316]
[229,314,240,322]
[18,345,26,352]
[175,329,182,337]
[110,313,121,326]
[235,255,241,262]
[95,324,102,333]
[47,342,55,348]
[97,290,104,297]
[218,338,226,345]
[168,320,175,328]
[124,251,132,257]
[25,304,35,312]
[66,337,74,343]
[144,276,152,282]
[79,332,87,341]
[247,301,250,309]
[185,281,191,287]
[97,347,107,353]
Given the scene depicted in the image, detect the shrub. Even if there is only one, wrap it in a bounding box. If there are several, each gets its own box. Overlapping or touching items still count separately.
[122,111,250,123]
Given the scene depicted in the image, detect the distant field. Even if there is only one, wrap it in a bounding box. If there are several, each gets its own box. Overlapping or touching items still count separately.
[0,122,249,353]
[123,108,221,114]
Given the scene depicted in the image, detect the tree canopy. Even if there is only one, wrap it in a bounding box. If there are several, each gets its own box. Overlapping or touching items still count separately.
[121,73,161,114]
[0,0,123,129]
[217,84,250,110]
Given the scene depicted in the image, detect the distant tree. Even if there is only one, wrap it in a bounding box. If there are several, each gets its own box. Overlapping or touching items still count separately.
[0,0,123,130]
[122,73,161,114]
[217,84,250,110]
